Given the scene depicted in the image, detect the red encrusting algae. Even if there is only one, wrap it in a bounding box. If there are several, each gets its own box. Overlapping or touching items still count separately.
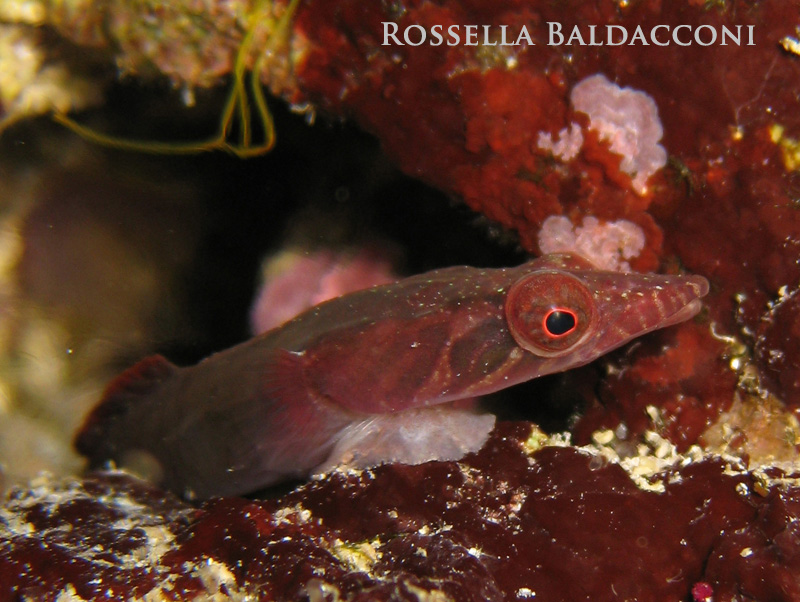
[3,423,800,601]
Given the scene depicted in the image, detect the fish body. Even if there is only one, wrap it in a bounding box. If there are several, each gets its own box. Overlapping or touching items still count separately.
[76,253,708,498]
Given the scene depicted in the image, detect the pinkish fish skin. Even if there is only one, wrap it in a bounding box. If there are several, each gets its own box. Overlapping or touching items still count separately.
[76,253,709,499]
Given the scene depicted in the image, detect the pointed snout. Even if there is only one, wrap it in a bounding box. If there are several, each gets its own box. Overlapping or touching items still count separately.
[581,271,709,356]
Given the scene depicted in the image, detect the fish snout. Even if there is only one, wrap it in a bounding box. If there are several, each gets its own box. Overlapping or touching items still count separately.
[585,271,710,356]
[653,274,709,328]
[686,274,710,299]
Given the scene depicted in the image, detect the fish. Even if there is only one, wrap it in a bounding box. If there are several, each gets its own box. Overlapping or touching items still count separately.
[75,253,709,499]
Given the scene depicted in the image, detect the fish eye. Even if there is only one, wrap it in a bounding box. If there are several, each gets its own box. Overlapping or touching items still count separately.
[543,308,577,337]
[505,270,597,357]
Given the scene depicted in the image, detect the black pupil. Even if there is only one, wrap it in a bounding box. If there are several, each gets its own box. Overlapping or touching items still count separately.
[545,310,576,336]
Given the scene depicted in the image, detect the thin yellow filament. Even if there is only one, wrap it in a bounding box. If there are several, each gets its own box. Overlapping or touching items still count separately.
[52,0,301,158]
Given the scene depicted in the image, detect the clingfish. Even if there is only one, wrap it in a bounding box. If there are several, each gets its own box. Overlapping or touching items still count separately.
[76,253,709,499]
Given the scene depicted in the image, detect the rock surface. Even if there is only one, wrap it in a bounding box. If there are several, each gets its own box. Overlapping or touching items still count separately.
[3,423,800,601]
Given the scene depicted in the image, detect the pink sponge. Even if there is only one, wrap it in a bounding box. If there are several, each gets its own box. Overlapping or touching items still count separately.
[571,74,667,195]
[538,215,646,272]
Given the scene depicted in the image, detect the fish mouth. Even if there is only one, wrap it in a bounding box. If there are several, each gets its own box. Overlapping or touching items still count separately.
[655,275,708,329]
[627,274,709,335]
[656,297,704,330]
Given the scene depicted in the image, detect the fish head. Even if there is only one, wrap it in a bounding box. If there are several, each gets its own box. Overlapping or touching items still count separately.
[505,254,709,373]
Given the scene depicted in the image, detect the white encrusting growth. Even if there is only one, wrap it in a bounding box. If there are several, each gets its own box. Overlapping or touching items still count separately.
[570,74,667,195]
[537,215,646,272]
[535,74,667,194]
[536,123,584,162]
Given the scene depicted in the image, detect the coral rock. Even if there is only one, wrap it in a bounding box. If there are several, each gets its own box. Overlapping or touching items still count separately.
[4,424,800,601]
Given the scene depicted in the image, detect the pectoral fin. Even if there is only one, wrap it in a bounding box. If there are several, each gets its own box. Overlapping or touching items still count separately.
[313,404,496,476]
[183,349,359,497]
